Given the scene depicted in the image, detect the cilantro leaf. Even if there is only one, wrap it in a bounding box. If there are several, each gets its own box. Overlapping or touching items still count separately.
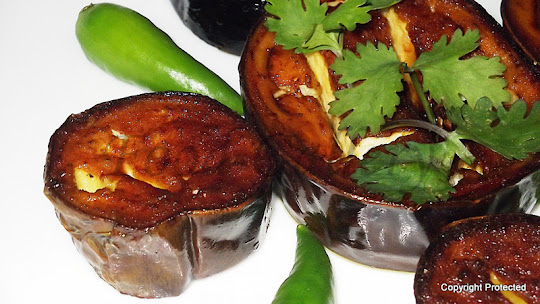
[322,0,372,31]
[303,24,342,55]
[365,0,403,9]
[413,29,510,109]
[265,0,328,53]
[448,98,540,160]
[354,162,454,203]
[445,132,475,165]
[329,42,403,138]
[265,0,400,55]
[361,141,456,171]
[353,142,457,203]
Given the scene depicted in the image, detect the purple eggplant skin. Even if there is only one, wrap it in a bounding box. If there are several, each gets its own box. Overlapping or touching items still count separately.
[43,92,275,297]
[170,0,266,55]
[49,188,272,297]
[49,189,272,297]
[240,0,540,271]
[274,158,540,271]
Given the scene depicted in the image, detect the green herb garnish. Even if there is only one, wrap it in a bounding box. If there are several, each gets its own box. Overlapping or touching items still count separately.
[352,142,458,203]
[264,0,539,205]
[449,97,540,160]
[322,0,372,32]
[329,42,403,138]
[265,0,333,53]
[265,0,400,55]
[356,98,540,204]
[331,29,509,138]
[412,29,510,109]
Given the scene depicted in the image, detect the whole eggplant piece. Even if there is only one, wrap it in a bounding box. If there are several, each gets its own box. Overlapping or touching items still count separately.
[240,0,540,271]
[170,0,266,55]
[44,92,275,297]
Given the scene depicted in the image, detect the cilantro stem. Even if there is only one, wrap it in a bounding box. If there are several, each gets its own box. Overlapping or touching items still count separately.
[382,119,450,138]
[382,119,475,165]
[402,64,436,125]
[410,72,437,125]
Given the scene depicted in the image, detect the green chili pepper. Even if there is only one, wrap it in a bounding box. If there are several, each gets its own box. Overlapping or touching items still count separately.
[272,225,334,304]
[75,3,243,115]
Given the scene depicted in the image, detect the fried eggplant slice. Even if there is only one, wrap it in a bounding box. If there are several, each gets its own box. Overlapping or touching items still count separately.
[501,0,540,64]
[414,213,540,304]
[44,92,275,298]
[240,0,540,271]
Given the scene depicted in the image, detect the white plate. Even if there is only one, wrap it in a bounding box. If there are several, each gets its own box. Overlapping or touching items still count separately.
[0,0,535,303]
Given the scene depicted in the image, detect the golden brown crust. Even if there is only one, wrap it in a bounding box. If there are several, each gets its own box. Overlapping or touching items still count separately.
[45,92,274,228]
[414,214,540,303]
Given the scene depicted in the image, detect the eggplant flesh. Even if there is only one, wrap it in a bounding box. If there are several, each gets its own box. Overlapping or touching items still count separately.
[414,214,540,303]
[240,0,540,271]
[170,0,266,55]
[43,92,275,297]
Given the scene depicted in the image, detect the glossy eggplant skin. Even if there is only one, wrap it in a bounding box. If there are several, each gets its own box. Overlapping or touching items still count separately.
[170,0,266,55]
[414,214,540,303]
[44,92,275,297]
[240,0,540,271]
[49,188,271,298]
[274,152,540,271]
[501,0,540,64]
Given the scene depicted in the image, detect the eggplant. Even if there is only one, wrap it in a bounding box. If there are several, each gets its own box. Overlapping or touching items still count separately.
[240,0,540,271]
[170,0,266,55]
[501,0,540,64]
[414,214,540,304]
[43,92,275,298]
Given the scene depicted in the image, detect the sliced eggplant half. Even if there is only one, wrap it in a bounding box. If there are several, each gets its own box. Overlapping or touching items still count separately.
[44,92,275,298]
[414,213,540,304]
[240,0,540,271]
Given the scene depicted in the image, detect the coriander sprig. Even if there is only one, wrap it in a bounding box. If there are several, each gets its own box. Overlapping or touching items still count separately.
[329,42,403,138]
[264,0,401,56]
[356,98,540,204]
[449,98,540,160]
[264,0,539,205]
[331,29,510,138]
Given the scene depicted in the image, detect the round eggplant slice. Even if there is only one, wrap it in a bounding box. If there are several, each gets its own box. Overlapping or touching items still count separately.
[240,0,540,271]
[501,0,540,64]
[414,213,540,304]
[170,0,266,55]
[43,92,275,298]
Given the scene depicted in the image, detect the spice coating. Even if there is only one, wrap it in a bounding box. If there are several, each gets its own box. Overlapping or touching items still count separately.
[44,92,275,297]
[414,214,540,304]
